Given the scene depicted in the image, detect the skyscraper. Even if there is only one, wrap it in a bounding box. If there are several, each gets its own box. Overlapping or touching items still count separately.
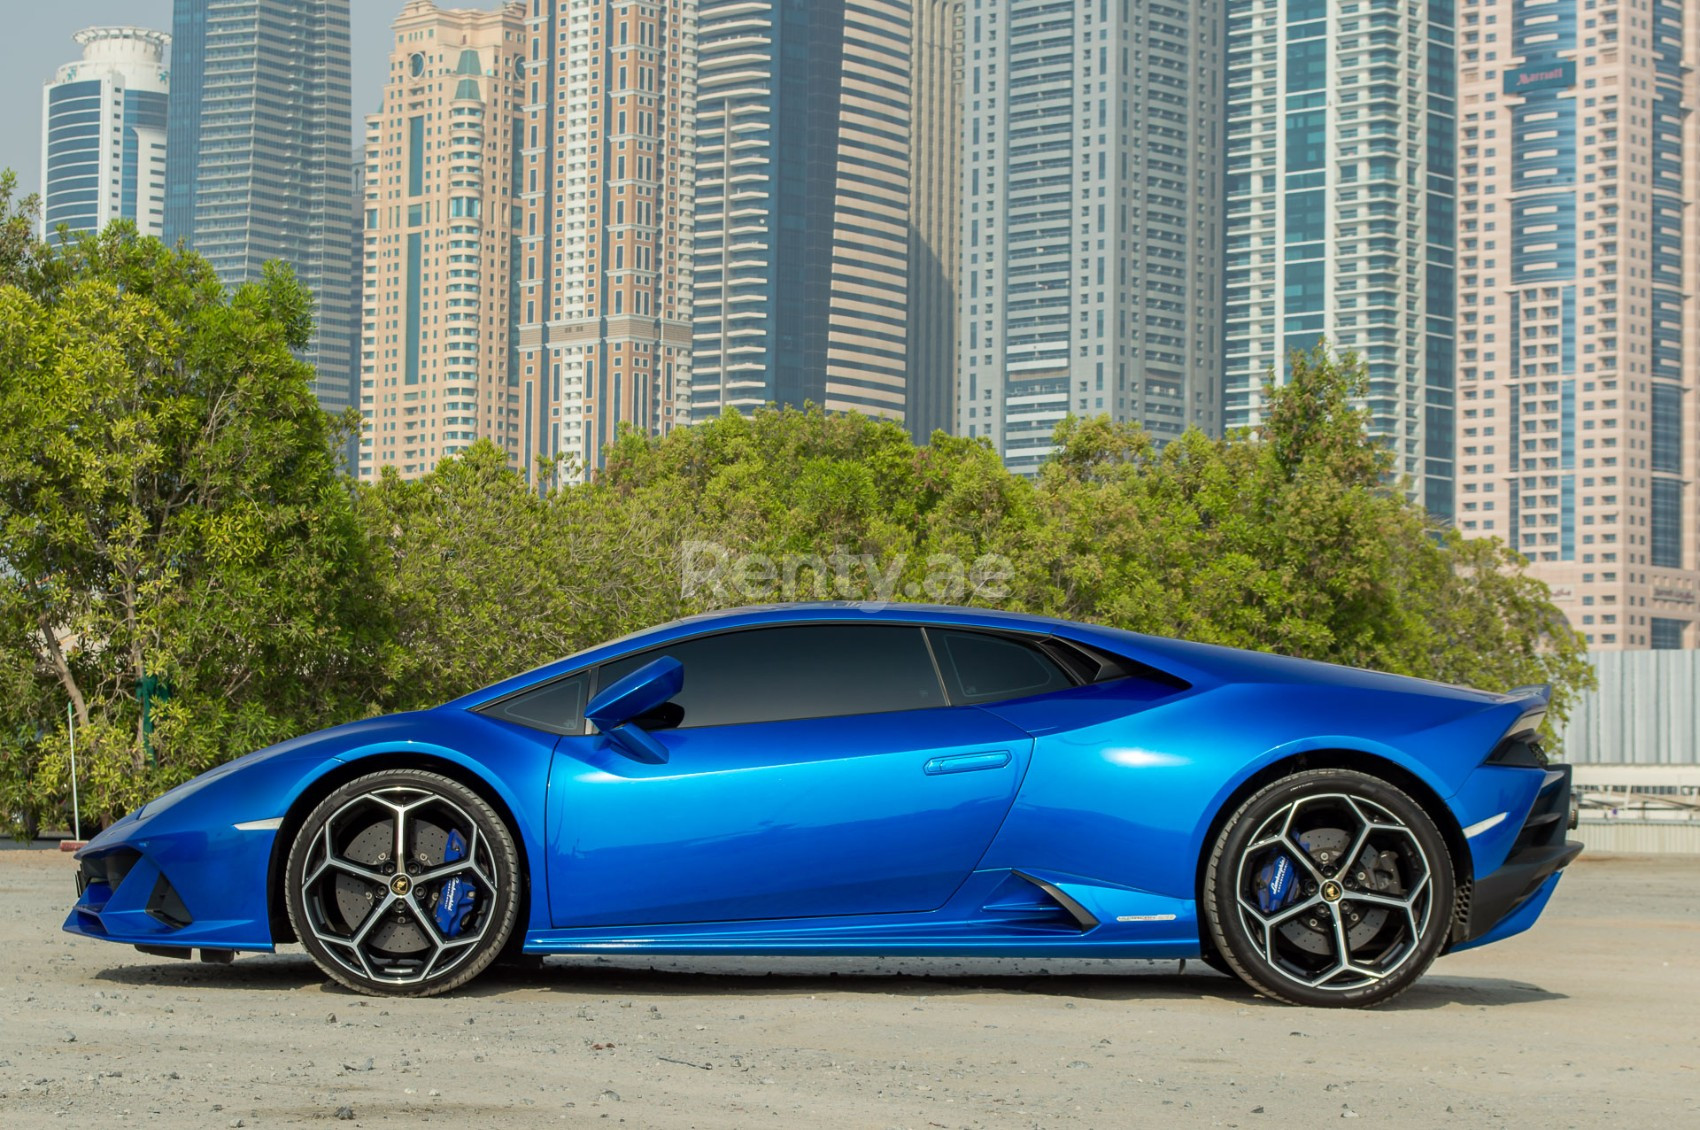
[1454,0,1700,649]
[906,0,964,443]
[691,0,913,424]
[359,1,526,481]
[1222,0,1457,518]
[165,0,357,417]
[517,0,696,482]
[39,27,170,239]
[959,2,1224,475]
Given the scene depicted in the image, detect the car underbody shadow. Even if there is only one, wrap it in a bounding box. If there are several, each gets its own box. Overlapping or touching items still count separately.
[90,950,1567,1008]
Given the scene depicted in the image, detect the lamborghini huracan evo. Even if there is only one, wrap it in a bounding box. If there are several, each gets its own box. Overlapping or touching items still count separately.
[66,603,1581,1007]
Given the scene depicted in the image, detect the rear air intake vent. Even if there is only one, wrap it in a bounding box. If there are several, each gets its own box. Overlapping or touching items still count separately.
[1485,732,1547,768]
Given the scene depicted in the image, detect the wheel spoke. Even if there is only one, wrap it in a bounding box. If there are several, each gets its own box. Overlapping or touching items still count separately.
[1238,890,1324,927]
[410,860,474,886]
[1347,888,1420,912]
[348,891,399,946]
[1280,835,1326,882]
[1285,906,1353,988]
[321,856,389,885]
[1339,825,1372,884]
[391,801,409,874]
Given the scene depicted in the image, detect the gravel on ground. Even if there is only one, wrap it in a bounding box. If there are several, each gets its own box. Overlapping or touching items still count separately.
[1,848,1695,1127]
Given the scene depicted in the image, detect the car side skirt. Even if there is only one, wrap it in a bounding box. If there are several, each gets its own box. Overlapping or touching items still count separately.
[518,868,1203,958]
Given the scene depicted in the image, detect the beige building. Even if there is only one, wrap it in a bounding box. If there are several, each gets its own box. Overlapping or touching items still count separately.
[1454,0,1700,649]
[359,1,527,480]
[516,0,696,482]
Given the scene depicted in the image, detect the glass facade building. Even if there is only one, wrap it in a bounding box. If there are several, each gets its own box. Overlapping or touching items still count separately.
[1455,0,1700,649]
[960,0,1224,476]
[1223,0,1456,518]
[40,28,170,239]
[906,0,965,443]
[691,0,916,424]
[165,0,357,418]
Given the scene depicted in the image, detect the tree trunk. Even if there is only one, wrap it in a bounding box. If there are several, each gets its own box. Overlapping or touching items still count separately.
[36,617,89,732]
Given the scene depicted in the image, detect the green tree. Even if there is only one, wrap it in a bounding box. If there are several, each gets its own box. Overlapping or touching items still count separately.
[594,405,1033,607]
[360,439,684,707]
[567,377,1588,733]
[1025,345,1594,730]
[0,214,390,826]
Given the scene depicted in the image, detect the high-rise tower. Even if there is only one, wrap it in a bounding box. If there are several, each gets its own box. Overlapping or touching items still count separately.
[691,0,914,424]
[516,0,697,482]
[40,27,170,239]
[906,0,964,444]
[1222,0,1457,518]
[165,0,357,418]
[359,1,526,481]
[1454,0,1700,649]
[960,1,1224,475]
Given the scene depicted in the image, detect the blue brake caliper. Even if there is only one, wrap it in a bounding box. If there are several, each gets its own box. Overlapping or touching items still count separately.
[433,829,478,937]
[1255,852,1299,914]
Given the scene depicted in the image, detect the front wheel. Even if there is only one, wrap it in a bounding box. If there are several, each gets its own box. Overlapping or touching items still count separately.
[1203,769,1454,1008]
[284,769,521,997]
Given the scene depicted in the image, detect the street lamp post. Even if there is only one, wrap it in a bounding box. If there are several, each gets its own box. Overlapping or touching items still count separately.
[67,701,80,843]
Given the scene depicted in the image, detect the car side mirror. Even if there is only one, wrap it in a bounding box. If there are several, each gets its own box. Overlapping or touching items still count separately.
[585,657,683,764]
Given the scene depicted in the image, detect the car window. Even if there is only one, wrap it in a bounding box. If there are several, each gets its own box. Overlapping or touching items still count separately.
[928,629,1074,705]
[593,624,946,729]
[477,673,588,736]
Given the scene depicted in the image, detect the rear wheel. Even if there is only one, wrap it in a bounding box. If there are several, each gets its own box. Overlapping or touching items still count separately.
[284,769,520,997]
[1203,768,1453,1008]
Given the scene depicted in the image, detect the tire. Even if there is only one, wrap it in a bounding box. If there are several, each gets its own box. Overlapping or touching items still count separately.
[284,769,521,997]
[1203,768,1454,1008]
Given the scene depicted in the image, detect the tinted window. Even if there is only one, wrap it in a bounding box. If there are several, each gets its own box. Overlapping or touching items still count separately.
[593,624,945,729]
[930,630,1073,704]
[478,673,587,736]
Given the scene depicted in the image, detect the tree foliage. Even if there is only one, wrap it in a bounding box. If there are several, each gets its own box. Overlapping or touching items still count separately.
[0,197,389,829]
[576,355,1590,725]
[359,440,680,708]
[0,187,1592,833]
[1022,346,1592,719]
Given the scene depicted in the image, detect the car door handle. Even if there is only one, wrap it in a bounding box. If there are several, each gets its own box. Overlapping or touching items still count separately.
[924,751,1012,776]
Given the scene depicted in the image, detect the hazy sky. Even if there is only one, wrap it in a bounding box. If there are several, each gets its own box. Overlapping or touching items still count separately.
[0,1,500,202]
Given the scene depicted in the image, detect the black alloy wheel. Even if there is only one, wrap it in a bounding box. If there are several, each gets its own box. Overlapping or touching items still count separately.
[284,769,520,997]
[1203,768,1454,1008]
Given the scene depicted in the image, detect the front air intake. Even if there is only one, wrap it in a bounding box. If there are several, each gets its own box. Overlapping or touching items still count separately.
[145,874,193,929]
[78,848,141,896]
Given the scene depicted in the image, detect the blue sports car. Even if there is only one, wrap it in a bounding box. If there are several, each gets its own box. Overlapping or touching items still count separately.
[66,603,1580,1007]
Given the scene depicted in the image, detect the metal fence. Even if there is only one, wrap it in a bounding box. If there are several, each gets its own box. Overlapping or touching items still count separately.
[1557,649,1700,765]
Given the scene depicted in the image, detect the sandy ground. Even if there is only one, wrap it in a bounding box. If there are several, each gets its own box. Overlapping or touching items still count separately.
[0,849,1695,1128]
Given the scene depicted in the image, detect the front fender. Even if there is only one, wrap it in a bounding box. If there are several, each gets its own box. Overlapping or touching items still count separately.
[67,709,557,952]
